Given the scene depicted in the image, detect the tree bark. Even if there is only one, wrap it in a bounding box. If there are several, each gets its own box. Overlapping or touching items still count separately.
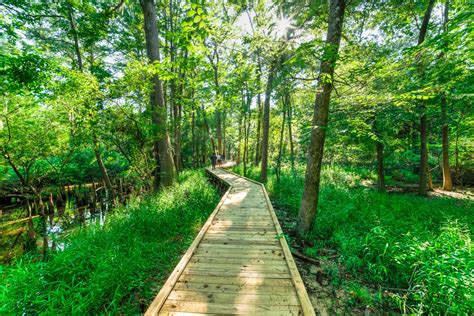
[286,92,295,172]
[243,88,249,176]
[441,1,453,191]
[418,0,435,196]
[237,113,242,165]
[201,104,216,153]
[376,140,385,192]
[260,58,278,183]
[297,0,346,236]
[192,107,197,168]
[140,0,176,188]
[276,99,287,182]
[255,65,263,165]
[212,47,223,155]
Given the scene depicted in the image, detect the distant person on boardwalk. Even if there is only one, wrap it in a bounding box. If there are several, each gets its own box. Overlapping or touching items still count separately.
[210,153,217,170]
[221,153,225,164]
[217,153,222,167]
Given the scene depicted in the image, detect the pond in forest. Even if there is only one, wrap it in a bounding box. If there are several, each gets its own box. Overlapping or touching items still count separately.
[0,183,130,264]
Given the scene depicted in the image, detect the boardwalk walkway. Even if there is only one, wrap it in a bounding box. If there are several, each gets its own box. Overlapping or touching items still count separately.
[146,168,314,315]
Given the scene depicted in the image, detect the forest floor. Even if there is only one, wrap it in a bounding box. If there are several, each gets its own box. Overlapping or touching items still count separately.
[276,207,361,315]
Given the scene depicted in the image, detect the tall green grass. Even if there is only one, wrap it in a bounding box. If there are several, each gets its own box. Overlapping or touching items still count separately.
[233,164,473,314]
[0,170,219,314]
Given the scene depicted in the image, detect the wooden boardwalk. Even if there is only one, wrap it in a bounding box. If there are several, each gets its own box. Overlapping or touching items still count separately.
[146,168,314,315]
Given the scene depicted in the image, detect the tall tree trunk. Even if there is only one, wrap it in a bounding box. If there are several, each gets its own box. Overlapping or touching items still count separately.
[243,97,248,176]
[212,50,223,155]
[223,112,227,158]
[255,65,263,165]
[297,0,346,236]
[192,108,197,168]
[276,100,287,182]
[237,114,242,165]
[455,122,460,185]
[373,117,385,192]
[418,0,435,196]
[260,58,278,183]
[376,139,385,192]
[201,104,216,153]
[244,87,251,175]
[286,92,295,172]
[140,0,176,188]
[441,0,452,191]
[67,6,83,72]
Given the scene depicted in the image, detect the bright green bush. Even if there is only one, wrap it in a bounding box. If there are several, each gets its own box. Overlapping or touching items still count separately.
[0,170,219,314]
[233,164,473,314]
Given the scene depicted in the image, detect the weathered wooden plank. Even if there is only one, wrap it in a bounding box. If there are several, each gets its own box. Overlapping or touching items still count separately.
[167,290,300,305]
[203,231,277,238]
[196,243,281,250]
[160,300,302,315]
[181,269,291,279]
[193,250,285,260]
[177,275,294,287]
[202,236,280,243]
[185,262,289,274]
[189,257,286,266]
[207,226,277,233]
[173,281,297,295]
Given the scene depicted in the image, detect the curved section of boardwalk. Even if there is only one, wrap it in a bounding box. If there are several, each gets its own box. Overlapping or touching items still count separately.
[146,168,314,315]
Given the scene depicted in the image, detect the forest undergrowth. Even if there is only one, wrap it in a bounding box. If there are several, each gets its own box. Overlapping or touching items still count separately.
[233,164,473,314]
[0,170,219,315]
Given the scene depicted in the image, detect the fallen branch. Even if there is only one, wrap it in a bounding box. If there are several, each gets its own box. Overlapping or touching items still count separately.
[292,250,321,266]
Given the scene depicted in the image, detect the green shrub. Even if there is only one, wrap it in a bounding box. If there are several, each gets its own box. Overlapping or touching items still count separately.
[0,170,219,314]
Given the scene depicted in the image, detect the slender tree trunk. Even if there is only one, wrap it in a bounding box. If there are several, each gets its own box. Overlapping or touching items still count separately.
[192,108,197,167]
[201,104,216,152]
[223,112,227,158]
[243,104,248,175]
[140,0,176,188]
[93,136,114,196]
[286,92,295,172]
[418,0,435,196]
[67,7,83,72]
[297,0,346,236]
[213,57,223,155]
[244,88,251,175]
[276,100,287,182]
[237,114,242,165]
[372,117,386,192]
[427,163,434,191]
[376,140,385,192]
[255,65,263,165]
[441,1,453,191]
[260,58,278,183]
[455,123,460,185]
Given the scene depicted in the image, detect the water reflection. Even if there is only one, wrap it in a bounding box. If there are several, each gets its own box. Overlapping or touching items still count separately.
[1,185,127,263]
